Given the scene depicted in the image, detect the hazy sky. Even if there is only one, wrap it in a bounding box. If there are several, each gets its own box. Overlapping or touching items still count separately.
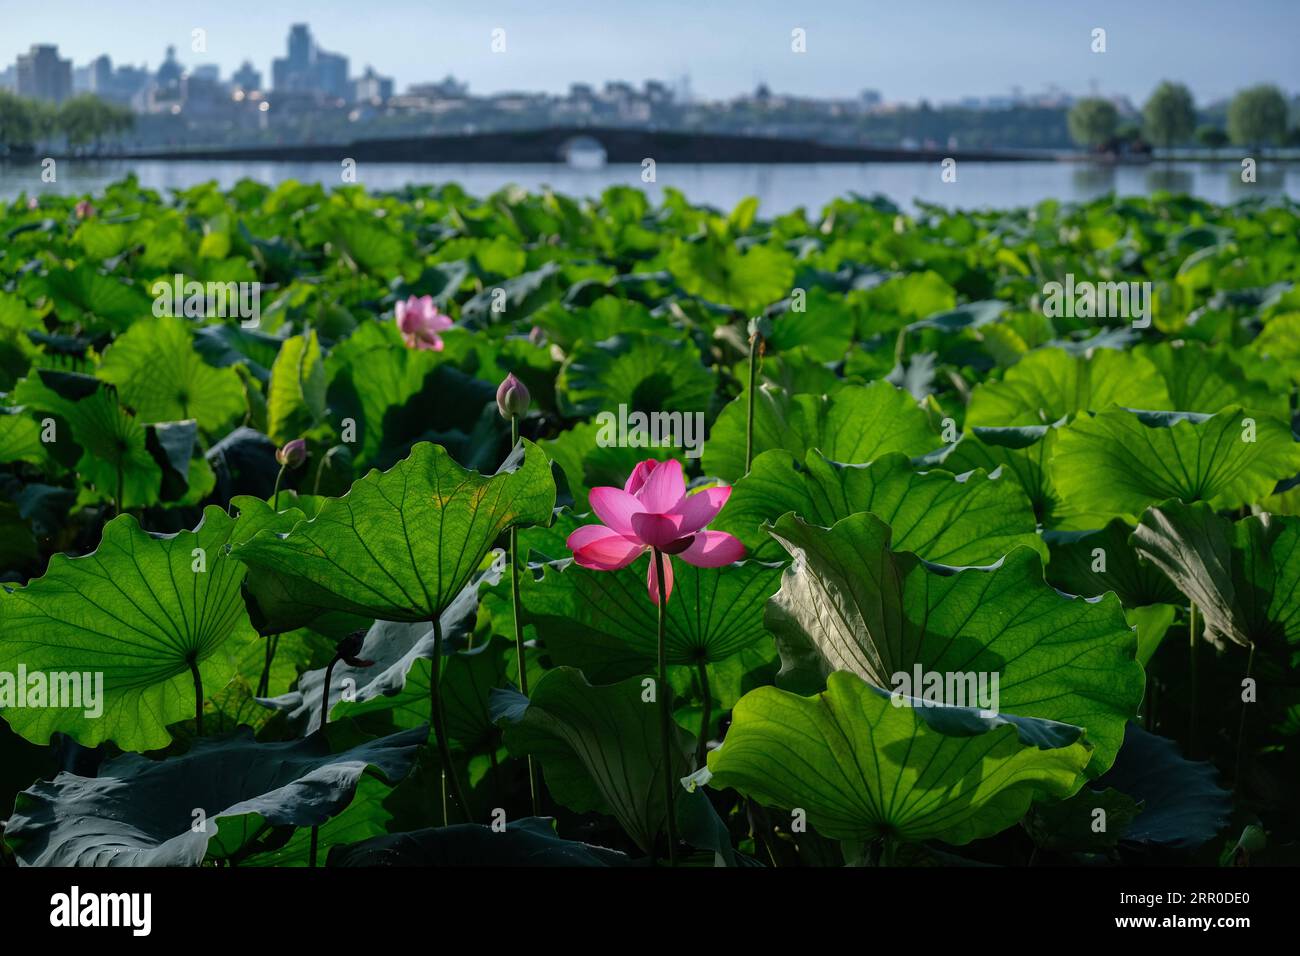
[2,0,1295,104]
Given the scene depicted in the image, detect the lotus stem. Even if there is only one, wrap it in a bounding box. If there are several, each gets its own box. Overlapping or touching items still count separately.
[1188,601,1198,757]
[510,414,541,816]
[256,634,278,698]
[1234,642,1256,791]
[308,652,345,868]
[744,329,762,476]
[189,657,203,737]
[271,463,286,512]
[695,658,711,771]
[653,548,679,865]
[429,614,472,824]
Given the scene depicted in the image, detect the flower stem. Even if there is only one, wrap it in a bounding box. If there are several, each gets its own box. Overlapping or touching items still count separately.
[1188,601,1198,758]
[309,653,342,868]
[695,658,711,771]
[429,614,472,823]
[744,331,763,476]
[653,548,679,865]
[189,657,203,737]
[510,414,540,815]
[272,463,286,512]
[1234,642,1256,791]
[256,634,278,698]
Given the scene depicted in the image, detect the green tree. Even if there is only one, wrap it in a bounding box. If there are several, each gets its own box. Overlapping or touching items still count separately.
[1227,84,1288,150]
[1068,98,1119,150]
[1143,81,1196,150]
[1196,125,1229,149]
[57,94,133,153]
[0,90,38,151]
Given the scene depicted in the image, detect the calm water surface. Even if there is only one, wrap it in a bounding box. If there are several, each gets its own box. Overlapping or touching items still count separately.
[1,159,1296,212]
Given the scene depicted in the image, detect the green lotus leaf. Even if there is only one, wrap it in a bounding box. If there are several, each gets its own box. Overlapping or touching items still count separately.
[966,347,1171,427]
[4,725,425,865]
[667,239,794,313]
[43,264,153,329]
[231,440,555,632]
[0,507,254,751]
[764,511,1143,773]
[715,449,1044,564]
[97,315,247,431]
[331,816,634,867]
[241,774,395,867]
[1091,723,1232,849]
[697,671,1091,845]
[0,408,48,466]
[1051,406,1300,522]
[521,554,783,678]
[556,331,715,419]
[13,371,162,508]
[703,381,938,483]
[325,320,500,471]
[1045,518,1181,607]
[492,667,693,855]
[767,288,855,363]
[1137,341,1290,420]
[261,562,505,743]
[1132,500,1300,651]
[267,329,327,445]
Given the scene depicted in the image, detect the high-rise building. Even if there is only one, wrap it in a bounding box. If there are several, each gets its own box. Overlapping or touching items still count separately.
[15,44,73,103]
[353,66,394,104]
[231,61,262,93]
[272,24,350,99]
[89,55,113,94]
[316,50,349,99]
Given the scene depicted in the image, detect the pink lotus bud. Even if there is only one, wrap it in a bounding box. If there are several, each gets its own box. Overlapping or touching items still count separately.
[74,199,96,219]
[276,438,308,468]
[496,373,531,419]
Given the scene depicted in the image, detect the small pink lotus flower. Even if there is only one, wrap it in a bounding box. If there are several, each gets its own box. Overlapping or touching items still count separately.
[395,295,453,351]
[26,197,39,211]
[74,199,96,219]
[566,459,745,604]
[276,438,308,468]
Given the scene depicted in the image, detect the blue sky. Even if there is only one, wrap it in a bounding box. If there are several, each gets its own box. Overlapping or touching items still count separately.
[2,0,1296,104]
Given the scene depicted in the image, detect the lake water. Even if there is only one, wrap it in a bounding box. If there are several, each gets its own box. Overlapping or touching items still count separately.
[1,158,1296,213]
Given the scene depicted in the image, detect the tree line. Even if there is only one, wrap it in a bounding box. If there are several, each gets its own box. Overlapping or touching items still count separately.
[1069,82,1296,153]
[0,92,134,155]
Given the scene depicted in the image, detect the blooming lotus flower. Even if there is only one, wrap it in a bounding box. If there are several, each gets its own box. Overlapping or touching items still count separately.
[566,459,745,604]
[395,294,453,351]
[74,199,95,219]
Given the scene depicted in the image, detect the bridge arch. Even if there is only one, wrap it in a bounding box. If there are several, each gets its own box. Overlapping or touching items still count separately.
[557,134,608,167]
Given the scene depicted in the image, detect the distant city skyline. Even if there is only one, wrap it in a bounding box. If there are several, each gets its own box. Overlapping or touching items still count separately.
[0,0,1296,107]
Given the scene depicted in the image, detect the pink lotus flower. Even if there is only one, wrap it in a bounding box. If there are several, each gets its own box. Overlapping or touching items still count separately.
[395,295,453,351]
[74,199,96,219]
[26,197,39,211]
[566,459,745,604]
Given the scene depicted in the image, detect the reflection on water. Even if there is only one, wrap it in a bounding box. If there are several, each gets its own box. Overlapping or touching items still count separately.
[1,158,1296,213]
[1144,164,1194,195]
